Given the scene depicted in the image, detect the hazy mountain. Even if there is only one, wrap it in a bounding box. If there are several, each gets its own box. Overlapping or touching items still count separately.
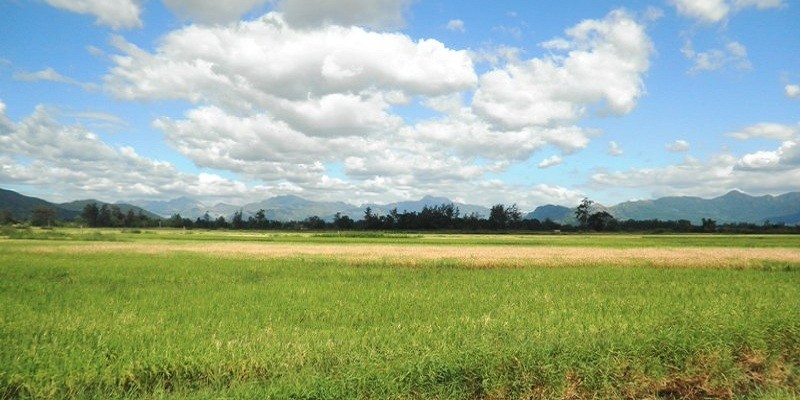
[242,195,363,222]
[365,195,490,218]
[608,190,800,224]
[0,188,79,221]
[59,199,161,220]
[524,205,576,225]
[129,197,203,217]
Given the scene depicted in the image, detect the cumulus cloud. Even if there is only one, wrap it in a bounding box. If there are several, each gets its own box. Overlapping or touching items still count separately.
[276,0,412,29]
[162,0,269,24]
[0,103,258,203]
[105,13,476,103]
[446,19,465,32]
[670,0,783,23]
[44,0,142,29]
[666,139,691,152]
[472,9,653,130]
[592,123,800,197]
[538,155,563,169]
[786,84,800,98]
[608,141,624,156]
[682,39,751,74]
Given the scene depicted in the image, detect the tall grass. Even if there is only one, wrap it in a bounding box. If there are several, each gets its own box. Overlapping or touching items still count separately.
[0,239,798,398]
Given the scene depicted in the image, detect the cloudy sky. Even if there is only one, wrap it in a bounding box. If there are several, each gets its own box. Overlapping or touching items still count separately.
[1,0,798,209]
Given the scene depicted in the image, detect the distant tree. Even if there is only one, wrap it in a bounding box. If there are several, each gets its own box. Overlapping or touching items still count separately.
[304,215,326,230]
[31,206,57,227]
[587,211,616,232]
[574,197,594,229]
[363,207,381,230]
[505,203,522,229]
[98,204,112,227]
[254,209,267,230]
[81,203,99,227]
[214,216,228,229]
[333,212,355,230]
[488,204,507,230]
[701,218,717,233]
[231,210,245,229]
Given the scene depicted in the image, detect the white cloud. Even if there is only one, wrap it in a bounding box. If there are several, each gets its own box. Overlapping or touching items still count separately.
[682,39,751,74]
[276,0,412,29]
[670,0,783,23]
[472,9,653,129]
[44,0,142,29]
[592,124,800,197]
[670,0,730,23]
[538,155,563,169]
[0,103,259,203]
[786,84,800,98]
[105,13,476,103]
[666,139,691,152]
[162,0,269,24]
[446,19,465,33]
[725,122,798,140]
[13,67,98,91]
[608,141,624,156]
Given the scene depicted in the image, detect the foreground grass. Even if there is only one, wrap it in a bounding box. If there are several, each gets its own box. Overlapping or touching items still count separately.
[1,236,799,398]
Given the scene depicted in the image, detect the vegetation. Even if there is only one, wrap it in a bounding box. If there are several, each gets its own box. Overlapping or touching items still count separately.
[1,232,799,398]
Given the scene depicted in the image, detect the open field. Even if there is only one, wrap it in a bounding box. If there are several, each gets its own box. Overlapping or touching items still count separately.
[1,230,799,398]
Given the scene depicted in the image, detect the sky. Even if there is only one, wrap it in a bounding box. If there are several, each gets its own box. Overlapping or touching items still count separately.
[0,0,798,210]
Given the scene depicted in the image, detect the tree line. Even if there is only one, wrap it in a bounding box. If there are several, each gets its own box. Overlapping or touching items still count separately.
[2,200,797,234]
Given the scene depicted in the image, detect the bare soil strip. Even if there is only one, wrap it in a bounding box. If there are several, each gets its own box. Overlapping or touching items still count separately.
[22,241,800,268]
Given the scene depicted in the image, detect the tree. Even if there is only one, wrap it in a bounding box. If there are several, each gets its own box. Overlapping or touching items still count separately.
[488,204,507,230]
[574,197,594,229]
[231,210,244,229]
[333,212,355,230]
[587,211,616,232]
[701,218,717,233]
[254,209,267,230]
[81,203,99,227]
[363,207,381,230]
[31,206,57,227]
[505,203,522,229]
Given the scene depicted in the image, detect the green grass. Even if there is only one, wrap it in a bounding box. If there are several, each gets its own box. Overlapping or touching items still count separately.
[3,227,800,248]
[1,234,799,398]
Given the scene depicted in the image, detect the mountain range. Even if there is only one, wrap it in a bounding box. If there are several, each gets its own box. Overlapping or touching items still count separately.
[1,188,799,226]
[525,190,800,226]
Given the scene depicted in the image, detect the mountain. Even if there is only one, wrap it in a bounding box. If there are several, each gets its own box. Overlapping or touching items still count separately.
[129,197,203,218]
[242,195,362,222]
[365,195,490,218]
[524,205,576,225]
[0,188,79,221]
[608,190,800,225]
[59,199,161,220]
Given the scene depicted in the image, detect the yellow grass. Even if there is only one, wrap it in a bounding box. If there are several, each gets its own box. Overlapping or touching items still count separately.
[19,241,800,269]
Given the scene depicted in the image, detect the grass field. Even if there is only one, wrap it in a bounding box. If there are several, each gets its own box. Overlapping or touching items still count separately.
[1,229,799,399]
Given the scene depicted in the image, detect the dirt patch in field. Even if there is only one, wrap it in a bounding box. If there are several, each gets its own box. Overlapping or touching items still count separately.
[22,241,800,269]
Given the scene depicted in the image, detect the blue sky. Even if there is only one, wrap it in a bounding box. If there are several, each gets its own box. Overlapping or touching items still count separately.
[0,0,798,210]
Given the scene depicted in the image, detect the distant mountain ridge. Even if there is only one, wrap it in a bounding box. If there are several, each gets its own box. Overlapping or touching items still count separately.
[608,190,800,225]
[2,188,799,225]
[0,188,158,221]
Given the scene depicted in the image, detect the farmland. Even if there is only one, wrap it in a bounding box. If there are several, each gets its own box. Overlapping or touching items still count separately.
[1,229,799,398]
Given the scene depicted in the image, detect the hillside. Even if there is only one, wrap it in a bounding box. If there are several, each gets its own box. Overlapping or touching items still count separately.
[609,190,800,225]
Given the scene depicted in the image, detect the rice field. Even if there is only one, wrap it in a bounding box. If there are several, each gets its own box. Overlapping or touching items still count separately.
[1,229,799,398]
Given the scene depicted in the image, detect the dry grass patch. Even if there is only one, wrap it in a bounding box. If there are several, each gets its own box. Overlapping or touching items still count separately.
[20,241,800,269]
